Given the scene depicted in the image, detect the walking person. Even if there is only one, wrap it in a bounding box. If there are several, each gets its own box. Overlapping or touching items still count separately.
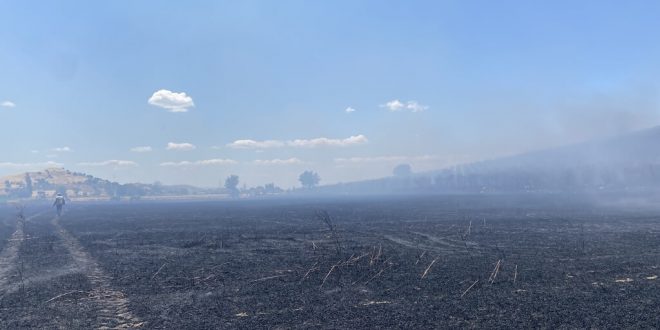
[53,193,66,216]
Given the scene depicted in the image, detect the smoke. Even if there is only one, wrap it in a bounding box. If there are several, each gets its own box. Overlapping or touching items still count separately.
[551,90,659,143]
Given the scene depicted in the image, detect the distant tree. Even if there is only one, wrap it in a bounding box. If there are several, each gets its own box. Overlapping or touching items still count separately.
[151,181,163,195]
[22,174,33,198]
[4,180,15,198]
[225,175,240,198]
[264,183,282,194]
[299,170,320,189]
[264,183,275,193]
[393,164,412,177]
[250,186,266,196]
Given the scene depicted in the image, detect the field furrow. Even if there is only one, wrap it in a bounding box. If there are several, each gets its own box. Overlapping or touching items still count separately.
[52,216,144,329]
[0,210,46,293]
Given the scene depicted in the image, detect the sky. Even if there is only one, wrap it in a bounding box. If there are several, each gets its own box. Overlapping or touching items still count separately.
[2,0,660,188]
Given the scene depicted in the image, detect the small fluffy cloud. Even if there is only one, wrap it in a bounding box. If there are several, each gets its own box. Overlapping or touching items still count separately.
[381,99,428,112]
[1,101,16,108]
[77,160,138,167]
[166,142,196,151]
[160,159,237,167]
[148,89,194,113]
[406,101,429,112]
[382,100,405,111]
[227,135,368,149]
[253,158,304,165]
[0,161,63,169]
[345,106,356,113]
[130,146,152,153]
[52,146,72,152]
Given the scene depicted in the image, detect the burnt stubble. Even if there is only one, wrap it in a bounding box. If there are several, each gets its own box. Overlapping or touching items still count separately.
[1,195,659,328]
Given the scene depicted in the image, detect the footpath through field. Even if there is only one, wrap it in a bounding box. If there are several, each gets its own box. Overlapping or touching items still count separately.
[0,208,143,329]
[0,210,46,292]
[52,215,144,329]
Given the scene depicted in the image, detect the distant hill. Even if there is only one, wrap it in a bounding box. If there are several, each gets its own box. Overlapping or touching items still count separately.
[2,168,98,199]
[319,126,660,194]
[0,168,220,200]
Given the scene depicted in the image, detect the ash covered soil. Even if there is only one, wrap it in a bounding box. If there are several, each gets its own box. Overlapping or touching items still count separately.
[1,195,660,328]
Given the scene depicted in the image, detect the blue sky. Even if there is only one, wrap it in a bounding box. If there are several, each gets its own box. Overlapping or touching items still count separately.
[2,1,660,187]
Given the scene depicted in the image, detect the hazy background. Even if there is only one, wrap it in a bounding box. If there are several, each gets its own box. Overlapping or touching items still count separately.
[2,0,660,188]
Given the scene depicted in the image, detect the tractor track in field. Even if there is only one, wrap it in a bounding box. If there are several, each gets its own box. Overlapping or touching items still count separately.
[0,210,47,293]
[52,216,144,329]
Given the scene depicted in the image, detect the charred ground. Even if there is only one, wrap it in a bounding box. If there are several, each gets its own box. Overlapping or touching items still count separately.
[0,195,659,328]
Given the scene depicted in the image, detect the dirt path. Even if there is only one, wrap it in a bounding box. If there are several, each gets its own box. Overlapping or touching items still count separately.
[0,219,24,291]
[52,216,144,329]
[0,210,46,292]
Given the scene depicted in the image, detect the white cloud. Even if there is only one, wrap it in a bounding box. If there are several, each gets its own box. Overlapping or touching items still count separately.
[334,156,407,164]
[130,146,152,153]
[52,146,72,152]
[381,99,428,112]
[405,101,429,112]
[345,106,356,113]
[289,135,368,148]
[382,99,405,111]
[334,155,443,164]
[196,159,238,165]
[413,155,443,161]
[148,89,194,113]
[253,158,304,165]
[1,101,16,108]
[160,158,237,167]
[226,139,286,149]
[77,160,138,167]
[166,142,196,151]
[227,135,368,149]
[160,161,193,167]
[30,150,39,154]
[0,161,63,169]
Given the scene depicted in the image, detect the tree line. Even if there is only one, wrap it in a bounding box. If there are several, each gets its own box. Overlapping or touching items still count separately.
[223,170,321,198]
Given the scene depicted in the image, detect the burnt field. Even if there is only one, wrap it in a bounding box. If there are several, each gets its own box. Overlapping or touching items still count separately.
[1,195,660,328]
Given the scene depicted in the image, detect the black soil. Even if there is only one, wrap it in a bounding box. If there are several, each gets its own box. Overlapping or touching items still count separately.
[1,195,659,328]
